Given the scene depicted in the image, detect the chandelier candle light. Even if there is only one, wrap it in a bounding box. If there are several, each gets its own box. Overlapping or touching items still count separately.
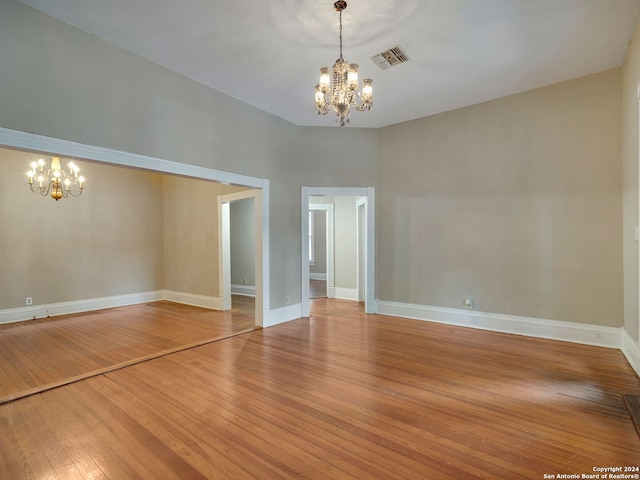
[27,156,85,201]
[314,0,373,126]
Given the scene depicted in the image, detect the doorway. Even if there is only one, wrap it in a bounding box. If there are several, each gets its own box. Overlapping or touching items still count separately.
[309,202,334,299]
[301,187,376,317]
[219,189,263,324]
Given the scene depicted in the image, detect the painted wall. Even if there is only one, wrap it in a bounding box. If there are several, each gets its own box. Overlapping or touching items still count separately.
[377,69,623,326]
[0,148,164,309]
[230,198,256,288]
[622,22,640,342]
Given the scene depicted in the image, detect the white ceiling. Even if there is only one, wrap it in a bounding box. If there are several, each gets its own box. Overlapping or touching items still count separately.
[17,0,640,128]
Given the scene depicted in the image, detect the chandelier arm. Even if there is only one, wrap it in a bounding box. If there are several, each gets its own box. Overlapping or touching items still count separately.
[29,183,51,196]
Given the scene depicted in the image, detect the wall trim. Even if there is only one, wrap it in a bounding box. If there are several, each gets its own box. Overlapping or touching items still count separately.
[0,291,164,325]
[162,290,224,310]
[334,287,359,301]
[310,273,327,281]
[622,329,640,377]
[377,300,623,349]
[0,127,263,188]
[231,284,256,297]
[263,303,303,328]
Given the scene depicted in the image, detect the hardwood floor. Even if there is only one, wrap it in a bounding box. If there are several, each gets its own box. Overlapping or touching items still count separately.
[0,299,255,404]
[0,297,639,479]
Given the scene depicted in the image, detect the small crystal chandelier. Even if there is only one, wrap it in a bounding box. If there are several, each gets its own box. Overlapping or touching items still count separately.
[27,156,86,201]
[314,1,373,126]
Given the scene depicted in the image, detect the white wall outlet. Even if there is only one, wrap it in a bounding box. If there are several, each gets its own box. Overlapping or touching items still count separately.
[463,298,473,309]
[285,296,290,305]
[26,297,33,306]
[243,278,248,285]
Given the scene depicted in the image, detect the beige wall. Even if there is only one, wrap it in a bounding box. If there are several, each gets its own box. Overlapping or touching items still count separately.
[622,22,640,342]
[377,69,623,326]
[0,148,164,309]
[162,176,246,297]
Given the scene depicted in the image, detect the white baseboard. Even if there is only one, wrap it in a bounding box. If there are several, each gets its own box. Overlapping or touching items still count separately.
[0,291,164,325]
[162,290,224,310]
[310,273,327,281]
[622,329,640,378]
[334,287,359,301]
[263,302,303,328]
[230,284,256,297]
[377,301,622,349]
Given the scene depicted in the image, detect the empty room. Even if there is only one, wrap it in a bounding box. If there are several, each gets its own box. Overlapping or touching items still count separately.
[1,0,640,478]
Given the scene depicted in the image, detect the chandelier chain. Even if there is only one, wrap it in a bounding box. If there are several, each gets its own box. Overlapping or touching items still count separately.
[339,10,343,59]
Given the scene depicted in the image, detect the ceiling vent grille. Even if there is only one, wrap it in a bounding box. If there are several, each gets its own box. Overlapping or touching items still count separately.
[370,45,410,70]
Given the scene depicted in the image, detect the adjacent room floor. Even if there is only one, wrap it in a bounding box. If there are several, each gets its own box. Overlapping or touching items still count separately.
[0,297,255,404]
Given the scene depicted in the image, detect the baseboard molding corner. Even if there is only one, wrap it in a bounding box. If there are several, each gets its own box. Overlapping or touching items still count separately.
[162,290,224,310]
[365,298,378,314]
[622,329,640,378]
[377,300,622,349]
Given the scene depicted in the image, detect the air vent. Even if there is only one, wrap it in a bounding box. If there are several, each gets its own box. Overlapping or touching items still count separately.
[370,45,410,70]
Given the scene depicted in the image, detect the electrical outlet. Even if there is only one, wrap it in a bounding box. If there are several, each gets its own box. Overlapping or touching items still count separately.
[285,296,290,305]
[463,298,473,310]
[243,278,248,285]
[26,297,33,306]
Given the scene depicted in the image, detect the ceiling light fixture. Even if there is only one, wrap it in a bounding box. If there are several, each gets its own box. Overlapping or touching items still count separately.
[27,156,86,201]
[314,0,373,127]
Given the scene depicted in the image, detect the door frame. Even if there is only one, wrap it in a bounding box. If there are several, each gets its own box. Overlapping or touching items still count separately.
[356,197,367,303]
[301,186,376,316]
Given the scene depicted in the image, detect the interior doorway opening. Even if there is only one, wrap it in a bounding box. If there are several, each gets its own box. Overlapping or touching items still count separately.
[301,187,376,317]
[219,189,263,325]
[0,126,270,328]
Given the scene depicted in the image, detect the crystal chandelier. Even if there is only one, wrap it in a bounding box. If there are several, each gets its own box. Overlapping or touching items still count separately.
[314,1,373,126]
[27,156,86,201]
